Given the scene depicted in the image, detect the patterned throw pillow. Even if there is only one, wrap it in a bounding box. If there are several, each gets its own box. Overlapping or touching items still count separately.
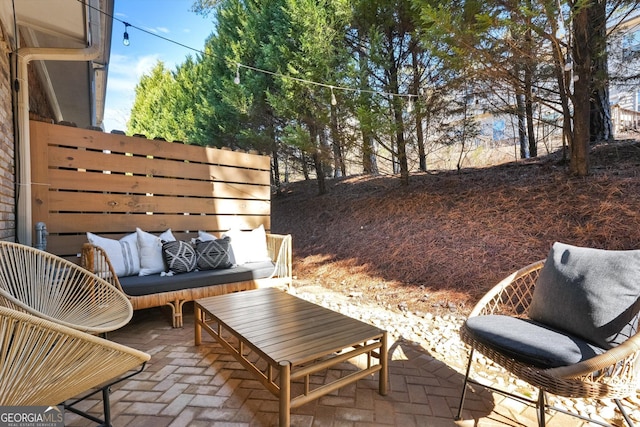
[196,237,233,270]
[162,240,196,274]
[86,232,140,277]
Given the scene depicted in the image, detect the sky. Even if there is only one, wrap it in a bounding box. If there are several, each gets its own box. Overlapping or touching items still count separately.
[103,1,214,132]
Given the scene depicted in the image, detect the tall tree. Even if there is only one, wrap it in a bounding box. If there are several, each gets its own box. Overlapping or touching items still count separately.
[128,62,182,140]
[412,0,623,176]
[352,0,420,185]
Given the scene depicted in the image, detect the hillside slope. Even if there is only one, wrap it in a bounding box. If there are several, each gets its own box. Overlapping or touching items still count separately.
[271,139,640,315]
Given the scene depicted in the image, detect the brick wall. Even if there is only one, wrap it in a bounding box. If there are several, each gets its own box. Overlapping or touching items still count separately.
[0,28,15,241]
[28,63,54,120]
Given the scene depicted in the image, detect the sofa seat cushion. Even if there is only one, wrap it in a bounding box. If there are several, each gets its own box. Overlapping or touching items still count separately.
[119,261,276,297]
[464,315,606,369]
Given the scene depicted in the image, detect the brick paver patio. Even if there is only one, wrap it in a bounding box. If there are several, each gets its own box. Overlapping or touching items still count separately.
[65,301,595,427]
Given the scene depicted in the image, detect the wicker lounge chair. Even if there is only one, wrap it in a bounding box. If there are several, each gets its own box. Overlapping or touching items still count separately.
[0,305,150,425]
[456,244,640,427]
[0,241,132,334]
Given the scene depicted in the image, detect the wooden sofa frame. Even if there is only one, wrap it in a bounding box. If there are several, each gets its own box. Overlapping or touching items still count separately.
[81,233,292,327]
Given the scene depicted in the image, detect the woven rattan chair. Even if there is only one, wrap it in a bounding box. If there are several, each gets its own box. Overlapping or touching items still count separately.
[456,259,640,427]
[0,305,150,425]
[0,240,132,335]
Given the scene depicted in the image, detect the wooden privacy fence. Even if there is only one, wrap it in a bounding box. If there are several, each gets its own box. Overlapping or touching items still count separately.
[29,120,272,261]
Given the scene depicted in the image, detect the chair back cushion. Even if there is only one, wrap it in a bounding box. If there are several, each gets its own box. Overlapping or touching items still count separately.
[529,242,640,349]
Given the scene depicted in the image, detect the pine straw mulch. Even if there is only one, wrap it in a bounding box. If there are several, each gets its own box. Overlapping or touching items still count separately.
[271,137,640,317]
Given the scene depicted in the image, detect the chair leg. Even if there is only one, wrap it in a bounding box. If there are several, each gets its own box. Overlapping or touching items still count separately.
[102,386,112,427]
[64,363,145,426]
[455,348,474,421]
[537,390,546,427]
[615,398,636,427]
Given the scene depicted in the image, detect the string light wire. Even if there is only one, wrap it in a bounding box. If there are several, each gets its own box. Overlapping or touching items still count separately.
[77,0,418,101]
[237,63,416,99]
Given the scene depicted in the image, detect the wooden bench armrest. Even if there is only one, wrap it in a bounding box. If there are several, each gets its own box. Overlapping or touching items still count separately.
[81,243,127,296]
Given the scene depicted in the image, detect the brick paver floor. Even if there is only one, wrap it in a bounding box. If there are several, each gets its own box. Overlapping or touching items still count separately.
[64,302,597,427]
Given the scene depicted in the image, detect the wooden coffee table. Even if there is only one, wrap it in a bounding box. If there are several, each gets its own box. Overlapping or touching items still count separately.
[194,287,388,426]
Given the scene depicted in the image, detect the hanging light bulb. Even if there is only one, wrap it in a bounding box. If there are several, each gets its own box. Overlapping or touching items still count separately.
[123,23,130,46]
[573,74,579,82]
[234,63,241,85]
[407,98,414,113]
[564,60,573,72]
[564,53,573,71]
[330,87,337,106]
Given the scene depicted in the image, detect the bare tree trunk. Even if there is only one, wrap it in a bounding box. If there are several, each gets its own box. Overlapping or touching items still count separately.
[309,124,326,194]
[411,45,426,171]
[547,14,572,162]
[319,125,332,177]
[571,3,591,176]
[269,118,280,186]
[301,151,310,180]
[356,32,378,175]
[516,92,528,159]
[524,22,537,158]
[330,103,343,178]
[589,0,612,142]
[362,127,378,174]
[524,73,537,158]
[388,45,409,185]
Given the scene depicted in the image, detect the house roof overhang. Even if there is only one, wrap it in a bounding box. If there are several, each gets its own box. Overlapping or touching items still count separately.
[7,0,113,128]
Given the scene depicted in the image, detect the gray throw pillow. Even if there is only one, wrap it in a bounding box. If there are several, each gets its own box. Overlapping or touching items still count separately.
[528,242,640,349]
[195,237,233,270]
[162,240,197,274]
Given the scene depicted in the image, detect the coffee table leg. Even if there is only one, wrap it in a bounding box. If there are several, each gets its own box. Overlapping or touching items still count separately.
[279,361,290,427]
[194,303,202,346]
[380,331,388,395]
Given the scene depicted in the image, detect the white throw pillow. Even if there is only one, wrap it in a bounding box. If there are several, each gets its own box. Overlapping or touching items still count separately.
[222,225,271,265]
[197,230,218,242]
[87,232,140,277]
[137,228,176,276]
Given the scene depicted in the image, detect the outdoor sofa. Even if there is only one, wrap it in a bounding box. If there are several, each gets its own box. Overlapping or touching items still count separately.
[81,226,292,327]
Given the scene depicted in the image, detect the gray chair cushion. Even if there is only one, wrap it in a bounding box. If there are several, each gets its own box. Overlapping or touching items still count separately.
[464,315,606,369]
[528,242,640,349]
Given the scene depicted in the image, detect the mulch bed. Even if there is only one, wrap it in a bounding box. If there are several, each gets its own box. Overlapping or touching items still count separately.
[271,137,640,316]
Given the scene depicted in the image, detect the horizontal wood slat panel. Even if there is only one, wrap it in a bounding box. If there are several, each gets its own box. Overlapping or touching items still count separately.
[30,121,272,259]
[34,121,271,170]
[47,213,270,234]
[48,192,270,215]
[47,170,270,200]
[48,146,270,185]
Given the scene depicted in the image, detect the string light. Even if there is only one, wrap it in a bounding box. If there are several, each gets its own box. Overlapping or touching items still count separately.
[330,87,337,106]
[123,22,130,46]
[234,63,241,84]
[564,56,573,72]
[77,0,418,103]
[407,99,414,113]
